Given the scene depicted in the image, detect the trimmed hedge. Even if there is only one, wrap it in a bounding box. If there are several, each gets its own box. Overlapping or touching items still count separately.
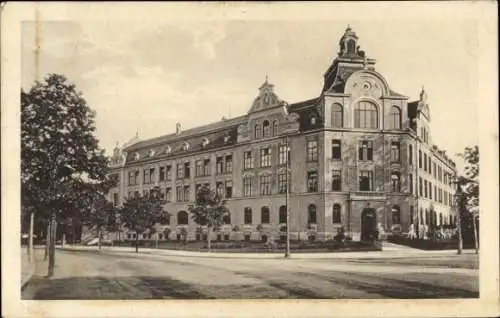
[110,239,382,253]
[388,235,475,250]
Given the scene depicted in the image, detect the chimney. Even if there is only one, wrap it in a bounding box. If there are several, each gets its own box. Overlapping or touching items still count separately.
[176,122,181,135]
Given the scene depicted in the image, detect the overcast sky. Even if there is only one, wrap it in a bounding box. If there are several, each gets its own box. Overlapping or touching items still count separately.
[21,16,479,170]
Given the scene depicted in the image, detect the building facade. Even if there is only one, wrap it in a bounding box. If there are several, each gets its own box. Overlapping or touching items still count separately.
[106,27,457,242]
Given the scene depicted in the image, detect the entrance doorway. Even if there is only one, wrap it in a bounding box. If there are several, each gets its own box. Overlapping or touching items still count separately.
[361,208,377,241]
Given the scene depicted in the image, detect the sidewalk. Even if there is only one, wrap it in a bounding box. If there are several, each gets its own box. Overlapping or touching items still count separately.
[59,244,477,260]
[21,247,44,289]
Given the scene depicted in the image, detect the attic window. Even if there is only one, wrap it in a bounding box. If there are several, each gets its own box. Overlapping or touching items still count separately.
[165,146,172,155]
[224,135,231,144]
[182,142,190,151]
[148,149,156,157]
[202,138,210,147]
[134,152,140,160]
[310,115,317,125]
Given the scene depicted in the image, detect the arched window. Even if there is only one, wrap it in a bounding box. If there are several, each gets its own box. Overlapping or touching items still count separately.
[391,171,401,192]
[392,205,401,225]
[254,123,261,139]
[244,207,252,225]
[263,120,271,137]
[354,101,378,129]
[332,104,343,128]
[177,211,188,225]
[347,39,356,54]
[223,213,231,225]
[273,121,279,136]
[279,205,287,224]
[308,204,317,224]
[261,206,270,224]
[390,106,402,129]
[332,204,341,224]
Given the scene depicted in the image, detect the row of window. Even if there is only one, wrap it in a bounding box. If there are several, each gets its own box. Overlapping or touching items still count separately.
[146,204,336,227]
[127,139,404,186]
[331,103,402,130]
[411,206,456,226]
[417,177,453,206]
[415,147,454,186]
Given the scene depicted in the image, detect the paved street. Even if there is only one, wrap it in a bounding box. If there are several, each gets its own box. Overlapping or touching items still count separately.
[22,248,478,299]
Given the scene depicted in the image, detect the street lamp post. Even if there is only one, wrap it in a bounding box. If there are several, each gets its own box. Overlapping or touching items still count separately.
[453,176,463,255]
[285,135,291,258]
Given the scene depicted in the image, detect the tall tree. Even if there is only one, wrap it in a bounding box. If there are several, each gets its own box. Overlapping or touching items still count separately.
[119,187,167,253]
[188,185,230,252]
[457,145,479,253]
[21,74,115,276]
[81,196,118,250]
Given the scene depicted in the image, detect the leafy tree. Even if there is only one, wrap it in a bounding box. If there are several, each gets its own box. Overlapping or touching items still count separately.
[188,185,230,252]
[457,145,479,253]
[21,74,115,276]
[119,186,167,253]
[81,196,118,250]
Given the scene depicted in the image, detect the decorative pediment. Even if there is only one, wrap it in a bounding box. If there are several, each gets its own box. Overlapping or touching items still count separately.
[248,77,285,114]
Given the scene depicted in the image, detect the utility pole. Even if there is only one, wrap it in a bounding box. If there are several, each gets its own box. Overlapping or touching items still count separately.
[284,135,291,258]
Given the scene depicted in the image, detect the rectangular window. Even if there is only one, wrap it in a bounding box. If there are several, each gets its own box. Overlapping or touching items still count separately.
[332,140,341,160]
[434,186,437,202]
[419,150,422,168]
[159,188,165,200]
[443,190,447,205]
[390,141,400,162]
[195,184,202,195]
[433,162,437,178]
[409,144,413,166]
[243,151,254,170]
[307,171,318,192]
[278,144,288,165]
[332,169,341,191]
[359,170,373,191]
[183,185,190,202]
[419,177,423,196]
[166,165,172,181]
[424,153,428,172]
[184,162,191,179]
[195,160,203,177]
[150,168,155,183]
[260,147,272,167]
[391,172,401,192]
[143,168,150,184]
[409,173,413,194]
[113,193,119,207]
[176,186,183,202]
[244,209,252,225]
[429,181,433,200]
[424,180,428,198]
[225,155,233,174]
[410,206,414,224]
[260,175,272,195]
[307,140,318,162]
[358,140,373,161]
[216,156,224,175]
[225,180,233,198]
[428,157,432,174]
[128,171,136,186]
[176,164,184,179]
[203,159,211,176]
[243,176,254,197]
[166,187,171,202]
[278,171,289,194]
[159,167,165,182]
[216,182,224,198]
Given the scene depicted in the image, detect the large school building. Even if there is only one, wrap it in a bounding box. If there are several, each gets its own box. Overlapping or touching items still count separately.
[104,26,457,242]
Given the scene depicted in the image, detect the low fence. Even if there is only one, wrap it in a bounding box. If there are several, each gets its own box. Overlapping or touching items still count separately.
[388,235,475,250]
